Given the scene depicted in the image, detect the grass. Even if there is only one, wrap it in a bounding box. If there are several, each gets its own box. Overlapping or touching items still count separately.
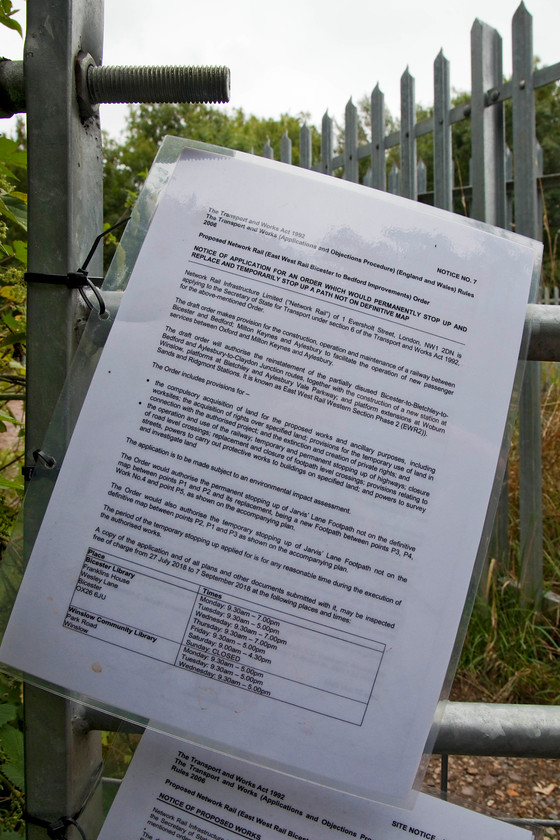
[454,362,560,704]
[453,569,560,703]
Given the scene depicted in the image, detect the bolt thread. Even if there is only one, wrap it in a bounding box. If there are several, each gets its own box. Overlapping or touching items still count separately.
[87,64,230,105]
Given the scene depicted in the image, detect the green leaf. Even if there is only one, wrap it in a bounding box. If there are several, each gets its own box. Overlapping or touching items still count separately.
[0,15,22,37]
[0,723,24,789]
[0,137,26,169]
[0,335,26,353]
[10,240,26,266]
[0,704,16,726]
[0,162,19,182]
[1,760,25,790]
[0,475,24,491]
[0,1,22,39]
[0,194,27,231]
[0,286,25,302]
[0,722,23,759]
[0,410,22,424]
[1,311,19,331]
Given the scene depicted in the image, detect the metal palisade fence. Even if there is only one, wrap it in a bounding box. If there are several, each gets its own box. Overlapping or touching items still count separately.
[260,1,560,611]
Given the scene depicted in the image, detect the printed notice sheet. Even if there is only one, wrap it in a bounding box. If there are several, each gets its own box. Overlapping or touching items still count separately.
[0,143,541,802]
[98,728,533,840]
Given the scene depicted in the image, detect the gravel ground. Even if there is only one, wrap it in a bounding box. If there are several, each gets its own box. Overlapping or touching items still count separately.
[412,674,560,839]
[422,745,560,839]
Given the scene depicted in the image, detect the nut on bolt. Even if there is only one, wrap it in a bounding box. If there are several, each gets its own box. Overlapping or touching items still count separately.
[75,51,99,120]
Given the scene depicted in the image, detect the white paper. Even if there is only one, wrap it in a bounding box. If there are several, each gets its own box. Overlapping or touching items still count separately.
[98,728,533,840]
[0,145,540,802]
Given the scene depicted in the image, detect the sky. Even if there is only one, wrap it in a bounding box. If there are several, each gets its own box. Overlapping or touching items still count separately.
[0,0,559,140]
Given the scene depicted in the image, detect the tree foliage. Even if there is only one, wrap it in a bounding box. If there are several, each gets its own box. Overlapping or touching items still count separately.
[0,131,26,527]
[0,0,21,37]
[103,103,321,253]
[0,8,25,836]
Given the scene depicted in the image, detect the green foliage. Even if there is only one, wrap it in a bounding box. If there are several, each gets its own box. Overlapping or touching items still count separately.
[0,14,27,831]
[0,675,24,837]
[456,566,560,703]
[0,1,21,37]
[532,79,560,288]
[102,730,141,778]
[508,365,560,585]
[454,366,560,703]
[0,136,26,555]
[102,103,321,266]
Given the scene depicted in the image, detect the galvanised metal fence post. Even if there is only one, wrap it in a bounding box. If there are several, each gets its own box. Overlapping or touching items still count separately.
[512,3,543,608]
[400,68,416,200]
[23,0,105,836]
[370,84,385,191]
[15,3,229,836]
[470,19,509,599]
[470,20,506,228]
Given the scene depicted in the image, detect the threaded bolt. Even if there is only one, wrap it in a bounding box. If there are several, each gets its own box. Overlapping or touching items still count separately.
[75,52,230,120]
[89,63,230,105]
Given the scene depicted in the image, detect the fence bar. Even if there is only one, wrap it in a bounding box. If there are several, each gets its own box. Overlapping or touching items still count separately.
[280,130,292,164]
[299,124,312,170]
[370,84,385,190]
[14,296,560,363]
[78,701,560,760]
[512,5,539,238]
[526,303,560,360]
[470,18,509,598]
[470,20,506,227]
[512,2,543,607]
[23,0,105,836]
[490,153,513,568]
[434,702,560,757]
[344,98,359,182]
[321,111,333,176]
[433,51,453,211]
[400,68,416,199]
[533,60,560,89]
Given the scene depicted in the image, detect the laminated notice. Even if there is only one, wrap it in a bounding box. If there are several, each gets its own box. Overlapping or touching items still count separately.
[0,142,541,803]
[98,728,534,840]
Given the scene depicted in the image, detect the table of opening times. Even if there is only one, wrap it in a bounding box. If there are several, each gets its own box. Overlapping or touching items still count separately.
[63,548,385,724]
